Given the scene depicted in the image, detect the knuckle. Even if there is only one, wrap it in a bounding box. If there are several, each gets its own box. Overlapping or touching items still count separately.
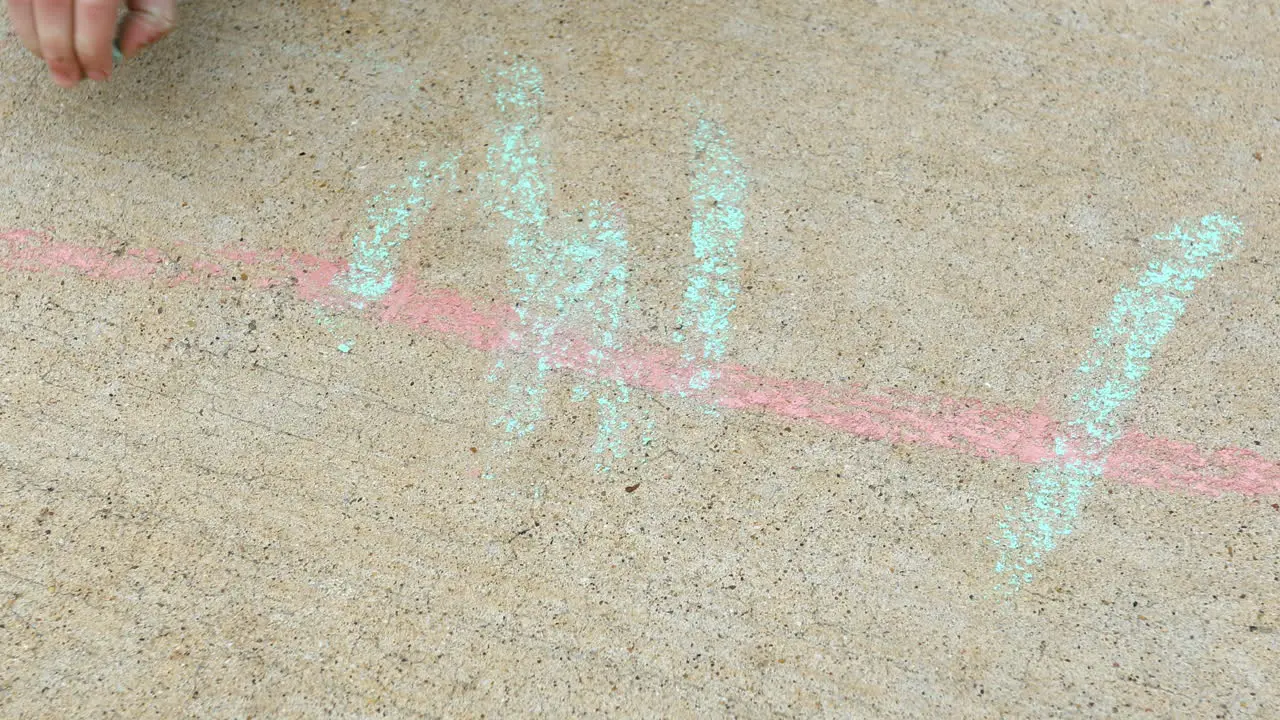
[42,45,77,67]
[79,0,119,23]
[42,47,73,63]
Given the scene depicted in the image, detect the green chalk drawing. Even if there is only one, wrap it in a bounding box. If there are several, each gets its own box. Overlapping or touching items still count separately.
[673,116,748,391]
[315,311,356,353]
[480,60,651,469]
[481,60,552,438]
[318,150,457,352]
[335,156,459,305]
[562,202,654,471]
[993,214,1244,593]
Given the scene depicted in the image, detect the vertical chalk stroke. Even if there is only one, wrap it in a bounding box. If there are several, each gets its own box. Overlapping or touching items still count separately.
[673,116,748,392]
[481,60,552,438]
[562,202,646,469]
[480,60,649,468]
[994,214,1244,592]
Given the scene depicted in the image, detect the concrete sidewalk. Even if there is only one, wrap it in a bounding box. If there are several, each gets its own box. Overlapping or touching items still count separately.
[1,1,1277,716]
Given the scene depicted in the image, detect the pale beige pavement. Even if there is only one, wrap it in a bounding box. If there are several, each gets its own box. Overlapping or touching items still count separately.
[1,1,1278,717]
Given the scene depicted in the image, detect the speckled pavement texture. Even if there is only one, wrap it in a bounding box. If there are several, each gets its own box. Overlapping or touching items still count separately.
[1,1,1278,717]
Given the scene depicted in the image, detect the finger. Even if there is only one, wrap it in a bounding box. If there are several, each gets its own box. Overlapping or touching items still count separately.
[6,0,42,57]
[33,0,81,88]
[116,0,175,59]
[73,0,121,81]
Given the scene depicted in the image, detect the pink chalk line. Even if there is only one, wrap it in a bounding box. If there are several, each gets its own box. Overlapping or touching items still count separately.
[3,228,1276,497]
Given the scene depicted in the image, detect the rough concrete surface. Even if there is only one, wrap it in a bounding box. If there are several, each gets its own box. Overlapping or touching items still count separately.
[1,0,1278,717]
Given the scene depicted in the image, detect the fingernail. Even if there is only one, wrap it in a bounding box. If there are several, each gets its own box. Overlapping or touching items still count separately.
[88,70,109,83]
[52,72,78,88]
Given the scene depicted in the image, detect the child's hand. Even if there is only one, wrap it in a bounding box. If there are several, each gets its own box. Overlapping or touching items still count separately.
[6,0,176,88]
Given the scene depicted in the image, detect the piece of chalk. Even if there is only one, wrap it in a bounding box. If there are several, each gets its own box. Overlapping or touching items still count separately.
[112,43,124,66]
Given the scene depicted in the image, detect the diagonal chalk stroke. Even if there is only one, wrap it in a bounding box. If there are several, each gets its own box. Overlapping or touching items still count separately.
[993,214,1245,592]
[319,154,459,352]
[335,156,459,305]
[3,227,1277,498]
